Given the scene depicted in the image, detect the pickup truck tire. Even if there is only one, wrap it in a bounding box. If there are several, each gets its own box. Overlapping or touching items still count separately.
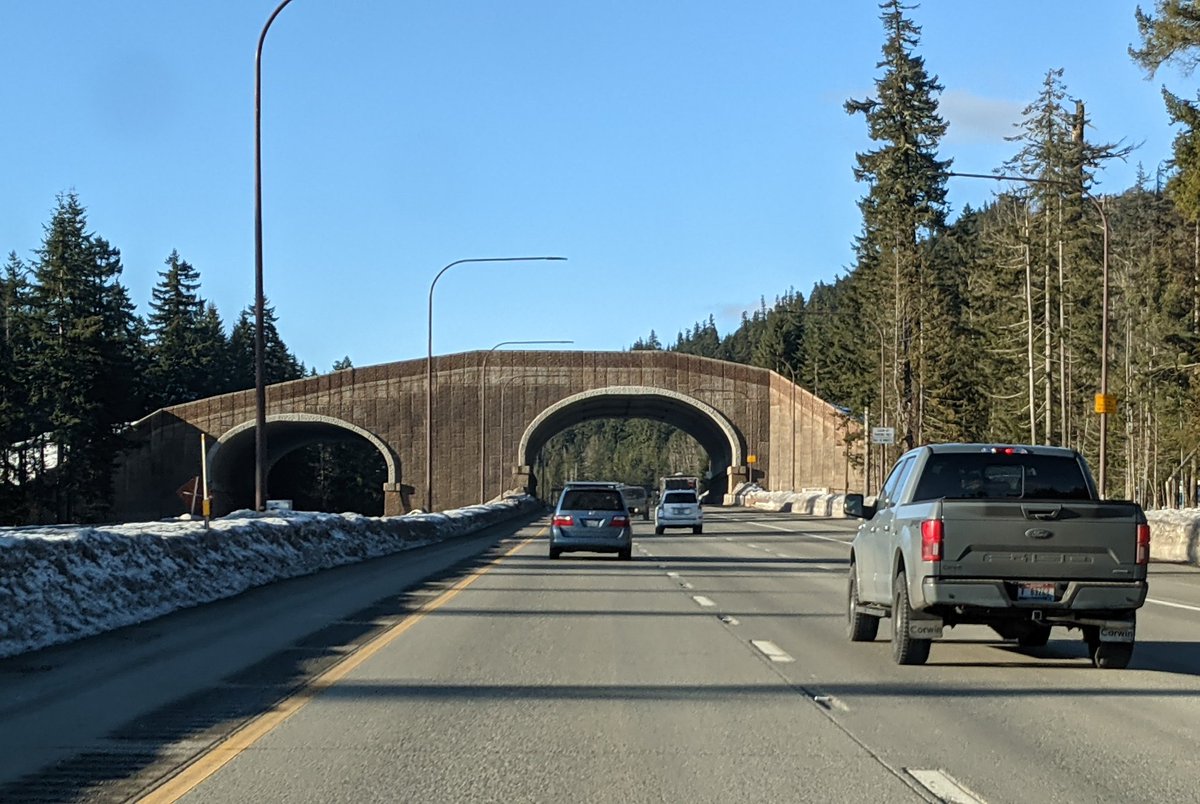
[847,567,879,642]
[654,526,664,535]
[1084,625,1134,669]
[891,570,931,665]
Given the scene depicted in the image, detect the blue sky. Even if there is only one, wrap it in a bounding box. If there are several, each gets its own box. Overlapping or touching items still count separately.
[0,2,1191,372]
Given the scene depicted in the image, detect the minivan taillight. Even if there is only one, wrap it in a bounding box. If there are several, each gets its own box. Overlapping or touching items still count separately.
[921,519,943,562]
[1136,523,1151,565]
[552,515,574,527]
[610,514,630,527]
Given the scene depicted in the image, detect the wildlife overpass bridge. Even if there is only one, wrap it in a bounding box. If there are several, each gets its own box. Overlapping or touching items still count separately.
[114,350,859,519]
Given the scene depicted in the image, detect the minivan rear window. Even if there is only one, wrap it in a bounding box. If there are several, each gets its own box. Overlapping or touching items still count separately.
[663,491,697,504]
[560,490,625,511]
[912,453,1091,501]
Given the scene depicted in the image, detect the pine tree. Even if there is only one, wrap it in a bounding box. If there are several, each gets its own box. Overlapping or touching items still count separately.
[845,0,952,450]
[147,250,208,408]
[225,301,303,392]
[1131,2,1200,218]
[25,192,144,522]
[0,253,33,522]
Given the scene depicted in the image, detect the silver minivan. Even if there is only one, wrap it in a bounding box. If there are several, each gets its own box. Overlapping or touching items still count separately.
[550,482,633,560]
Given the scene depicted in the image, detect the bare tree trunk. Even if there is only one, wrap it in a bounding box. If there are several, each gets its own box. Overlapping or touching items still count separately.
[1044,251,1053,444]
[1024,236,1037,444]
[1058,238,1067,447]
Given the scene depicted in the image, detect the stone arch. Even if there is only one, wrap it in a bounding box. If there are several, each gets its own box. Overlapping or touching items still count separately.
[516,386,744,498]
[208,414,399,511]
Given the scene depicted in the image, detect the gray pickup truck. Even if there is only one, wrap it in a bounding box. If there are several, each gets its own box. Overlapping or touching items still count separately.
[844,444,1149,669]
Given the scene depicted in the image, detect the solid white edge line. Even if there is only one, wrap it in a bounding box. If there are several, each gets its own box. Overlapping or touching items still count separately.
[747,520,852,544]
[1146,597,1200,613]
[692,595,716,607]
[749,639,795,663]
[907,769,987,804]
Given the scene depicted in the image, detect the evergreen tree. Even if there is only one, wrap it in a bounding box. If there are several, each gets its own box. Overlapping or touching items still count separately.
[845,0,952,449]
[0,253,33,522]
[225,301,303,392]
[146,250,208,408]
[1131,2,1200,217]
[25,192,144,522]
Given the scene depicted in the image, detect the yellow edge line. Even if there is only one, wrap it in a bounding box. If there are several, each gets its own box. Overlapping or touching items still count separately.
[139,527,542,803]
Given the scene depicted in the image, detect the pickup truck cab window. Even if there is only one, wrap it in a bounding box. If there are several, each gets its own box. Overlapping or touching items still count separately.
[910,453,1093,502]
[877,455,916,509]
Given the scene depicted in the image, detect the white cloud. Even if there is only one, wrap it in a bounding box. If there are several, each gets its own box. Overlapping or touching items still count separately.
[940,89,1024,145]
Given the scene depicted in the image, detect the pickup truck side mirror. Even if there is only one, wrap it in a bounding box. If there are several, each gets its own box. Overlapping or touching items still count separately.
[843,493,875,519]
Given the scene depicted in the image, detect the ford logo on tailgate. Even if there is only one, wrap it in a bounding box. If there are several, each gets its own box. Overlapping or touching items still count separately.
[1025,528,1054,540]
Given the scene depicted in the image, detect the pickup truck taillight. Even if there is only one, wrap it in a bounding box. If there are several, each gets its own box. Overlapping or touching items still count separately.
[1136,523,1151,565]
[552,515,574,527]
[921,519,944,562]
[610,514,630,527]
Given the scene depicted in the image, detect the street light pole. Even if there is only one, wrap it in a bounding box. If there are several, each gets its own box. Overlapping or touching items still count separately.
[947,171,1112,498]
[479,340,573,502]
[253,0,297,511]
[426,257,566,512]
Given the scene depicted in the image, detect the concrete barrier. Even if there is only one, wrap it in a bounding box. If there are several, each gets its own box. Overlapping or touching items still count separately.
[730,484,848,518]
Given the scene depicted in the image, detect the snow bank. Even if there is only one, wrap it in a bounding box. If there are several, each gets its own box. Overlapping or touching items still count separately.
[1146,508,1200,566]
[0,496,540,659]
[730,484,847,517]
[731,485,1200,567]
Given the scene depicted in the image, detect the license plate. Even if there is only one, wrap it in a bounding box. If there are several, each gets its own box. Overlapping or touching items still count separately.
[673,507,689,514]
[1017,582,1057,601]
[583,519,603,528]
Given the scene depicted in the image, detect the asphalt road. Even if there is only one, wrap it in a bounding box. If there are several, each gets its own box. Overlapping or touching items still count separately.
[2,509,1199,803]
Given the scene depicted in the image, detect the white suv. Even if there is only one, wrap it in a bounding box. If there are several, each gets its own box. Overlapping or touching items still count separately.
[654,490,703,534]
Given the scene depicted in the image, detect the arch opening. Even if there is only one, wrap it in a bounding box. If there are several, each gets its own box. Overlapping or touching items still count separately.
[209,414,399,514]
[516,387,744,503]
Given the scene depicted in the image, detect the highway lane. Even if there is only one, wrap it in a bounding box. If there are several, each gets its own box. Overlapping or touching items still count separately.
[644,512,1200,803]
[2,508,1199,802]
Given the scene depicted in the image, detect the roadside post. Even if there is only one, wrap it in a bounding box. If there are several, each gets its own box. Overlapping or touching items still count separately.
[200,434,211,529]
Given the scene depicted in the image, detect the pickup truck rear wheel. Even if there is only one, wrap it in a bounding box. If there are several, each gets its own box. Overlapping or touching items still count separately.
[1084,625,1135,669]
[891,570,931,665]
[847,566,879,642]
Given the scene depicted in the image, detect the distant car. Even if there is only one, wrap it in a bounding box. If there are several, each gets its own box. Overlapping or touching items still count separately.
[655,490,703,534]
[620,485,650,520]
[550,482,633,560]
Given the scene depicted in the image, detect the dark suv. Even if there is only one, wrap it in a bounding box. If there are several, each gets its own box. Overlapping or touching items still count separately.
[550,482,633,560]
[620,485,651,520]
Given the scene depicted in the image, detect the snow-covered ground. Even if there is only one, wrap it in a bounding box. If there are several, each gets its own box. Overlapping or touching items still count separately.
[0,496,539,659]
[731,484,1200,567]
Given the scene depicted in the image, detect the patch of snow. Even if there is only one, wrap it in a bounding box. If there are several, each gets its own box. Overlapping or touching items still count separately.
[0,496,539,659]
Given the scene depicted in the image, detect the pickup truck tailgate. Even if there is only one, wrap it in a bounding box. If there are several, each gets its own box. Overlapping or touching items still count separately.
[937,500,1142,581]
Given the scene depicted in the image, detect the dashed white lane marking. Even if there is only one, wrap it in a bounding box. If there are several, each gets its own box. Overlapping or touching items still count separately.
[666,571,680,578]
[692,595,717,607]
[679,581,694,589]
[775,553,793,559]
[748,520,852,545]
[906,769,987,804]
[719,615,740,626]
[750,639,795,663]
[747,543,760,548]
[1146,597,1200,613]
